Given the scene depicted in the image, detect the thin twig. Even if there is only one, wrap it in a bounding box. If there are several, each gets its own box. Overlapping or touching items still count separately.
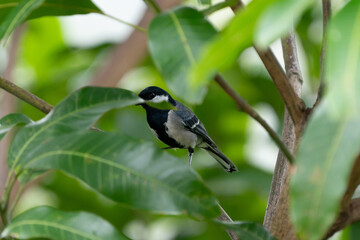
[0,77,53,114]
[217,203,239,240]
[214,74,294,163]
[202,0,238,16]
[102,13,148,33]
[143,0,162,14]
[313,0,331,109]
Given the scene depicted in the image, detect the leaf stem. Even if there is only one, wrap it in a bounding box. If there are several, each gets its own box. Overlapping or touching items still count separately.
[143,0,162,14]
[102,13,148,33]
[201,0,238,16]
[214,74,294,163]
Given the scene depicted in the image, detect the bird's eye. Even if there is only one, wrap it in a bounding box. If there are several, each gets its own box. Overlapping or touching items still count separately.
[149,93,156,99]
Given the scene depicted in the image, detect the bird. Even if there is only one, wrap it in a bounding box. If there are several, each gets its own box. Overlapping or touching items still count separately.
[138,86,238,173]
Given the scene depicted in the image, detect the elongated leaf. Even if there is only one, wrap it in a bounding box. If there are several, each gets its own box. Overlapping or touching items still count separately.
[0,0,102,39]
[148,6,217,104]
[190,0,275,89]
[0,0,101,22]
[0,113,32,141]
[1,206,129,240]
[0,0,44,41]
[290,1,360,239]
[8,87,142,178]
[255,0,315,47]
[21,131,219,219]
[216,221,276,240]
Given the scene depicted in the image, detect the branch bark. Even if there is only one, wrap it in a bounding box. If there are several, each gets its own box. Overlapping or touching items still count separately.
[231,2,305,126]
[217,204,239,240]
[324,155,360,239]
[263,30,304,240]
[214,74,294,163]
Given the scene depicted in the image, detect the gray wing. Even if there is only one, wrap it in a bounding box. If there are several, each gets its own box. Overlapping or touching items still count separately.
[174,102,217,148]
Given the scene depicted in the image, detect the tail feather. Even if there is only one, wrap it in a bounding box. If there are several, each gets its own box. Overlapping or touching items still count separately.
[204,146,238,173]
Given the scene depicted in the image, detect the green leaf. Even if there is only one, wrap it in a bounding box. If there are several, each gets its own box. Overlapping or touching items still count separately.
[1,206,129,240]
[290,1,360,239]
[0,113,32,141]
[190,0,275,90]
[0,0,102,40]
[20,131,220,219]
[8,87,142,177]
[255,0,315,47]
[326,0,360,117]
[28,0,102,19]
[148,6,217,104]
[0,0,44,41]
[216,221,277,240]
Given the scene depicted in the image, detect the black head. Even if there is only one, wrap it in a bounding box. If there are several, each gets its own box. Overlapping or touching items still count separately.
[138,86,176,105]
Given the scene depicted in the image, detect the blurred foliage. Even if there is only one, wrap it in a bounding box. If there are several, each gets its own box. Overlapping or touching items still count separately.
[1,0,358,239]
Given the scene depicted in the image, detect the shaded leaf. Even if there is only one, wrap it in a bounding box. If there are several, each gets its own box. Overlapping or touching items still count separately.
[148,6,217,104]
[0,0,44,41]
[8,87,142,178]
[255,0,315,47]
[0,113,32,141]
[21,131,220,219]
[290,1,360,239]
[1,206,129,240]
[216,220,276,240]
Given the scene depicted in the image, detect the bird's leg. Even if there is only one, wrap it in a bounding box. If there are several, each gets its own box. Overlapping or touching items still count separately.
[188,148,194,166]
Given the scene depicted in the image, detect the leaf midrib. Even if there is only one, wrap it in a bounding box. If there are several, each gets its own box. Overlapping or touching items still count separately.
[11,97,138,176]
[5,220,100,240]
[26,150,216,215]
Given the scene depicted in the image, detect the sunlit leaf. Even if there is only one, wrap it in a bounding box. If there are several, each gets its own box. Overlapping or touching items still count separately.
[0,0,44,41]
[1,206,129,240]
[21,131,220,219]
[290,1,360,239]
[190,0,275,90]
[216,221,276,240]
[148,6,217,104]
[255,0,315,47]
[0,113,32,141]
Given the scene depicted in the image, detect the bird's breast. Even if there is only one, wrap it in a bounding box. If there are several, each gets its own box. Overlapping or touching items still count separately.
[165,110,198,149]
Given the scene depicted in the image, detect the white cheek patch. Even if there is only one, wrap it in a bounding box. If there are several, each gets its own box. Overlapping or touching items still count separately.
[151,95,169,103]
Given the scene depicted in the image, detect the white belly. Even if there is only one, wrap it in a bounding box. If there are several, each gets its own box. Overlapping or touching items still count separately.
[165,110,198,148]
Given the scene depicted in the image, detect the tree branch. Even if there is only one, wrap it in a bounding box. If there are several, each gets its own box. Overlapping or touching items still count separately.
[214,74,294,163]
[263,30,304,239]
[0,77,53,114]
[313,0,331,109]
[324,155,360,239]
[143,0,162,14]
[231,2,305,126]
[217,203,239,240]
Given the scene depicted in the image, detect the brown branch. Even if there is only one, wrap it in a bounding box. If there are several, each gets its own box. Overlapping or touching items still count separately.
[217,203,239,240]
[0,77,53,114]
[214,74,294,163]
[263,30,304,239]
[324,155,360,239]
[91,0,181,87]
[231,2,305,126]
[313,0,331,109]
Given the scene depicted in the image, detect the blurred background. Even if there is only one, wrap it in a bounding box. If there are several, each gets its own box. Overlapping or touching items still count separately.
[0,0,356,239]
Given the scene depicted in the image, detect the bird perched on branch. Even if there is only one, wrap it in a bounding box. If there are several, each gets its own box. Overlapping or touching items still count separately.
[138,86,238,173]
